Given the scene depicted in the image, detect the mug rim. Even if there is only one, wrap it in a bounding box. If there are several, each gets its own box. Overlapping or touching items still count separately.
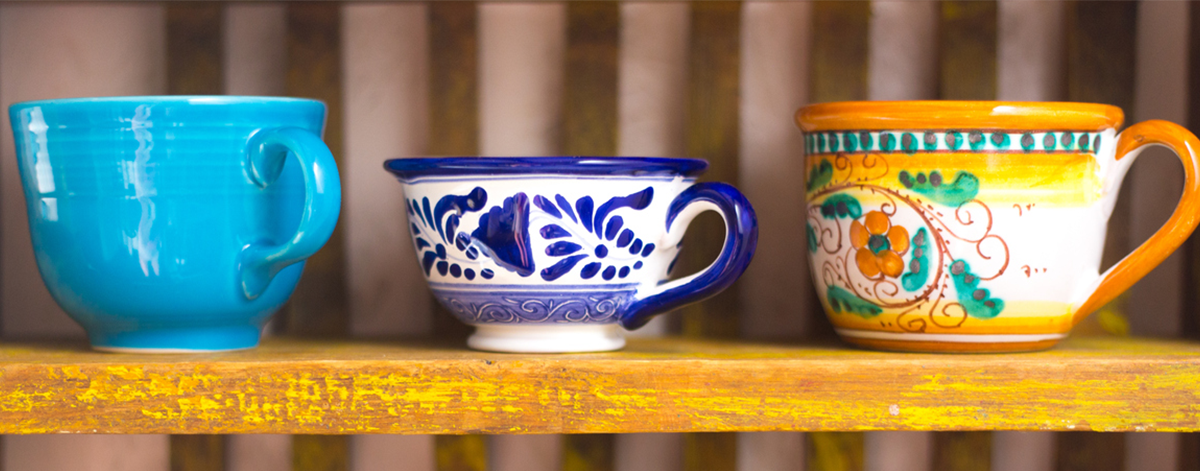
[796,100,1124,132]
[384,157,709,180]
[9,95,324,109]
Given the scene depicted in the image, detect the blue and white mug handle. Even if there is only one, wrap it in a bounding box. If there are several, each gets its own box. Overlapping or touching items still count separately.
[238,127,342,299]
[620,182,758,329]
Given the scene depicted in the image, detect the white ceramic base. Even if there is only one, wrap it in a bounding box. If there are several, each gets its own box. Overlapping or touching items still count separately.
[468,324,626,353]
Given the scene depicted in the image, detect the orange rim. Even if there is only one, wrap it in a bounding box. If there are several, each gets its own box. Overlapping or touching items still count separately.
[796,101,1125,132]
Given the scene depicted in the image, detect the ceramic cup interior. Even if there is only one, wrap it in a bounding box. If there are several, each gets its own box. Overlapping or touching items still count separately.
[796,101,1200,352]
[385,157,758,353]
[8,96,341,352]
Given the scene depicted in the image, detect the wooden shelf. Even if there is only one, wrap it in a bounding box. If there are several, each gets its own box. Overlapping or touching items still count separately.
[0,336,1197,435]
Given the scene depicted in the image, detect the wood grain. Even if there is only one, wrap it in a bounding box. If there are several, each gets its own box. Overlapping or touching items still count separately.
[561,4,620,468]
[1057,433,1124,471]
[680,1,740,339]
[166,6,227,469]
[808,432,863,471]
[1064,3,1138,468]
[808,2,870,466]
[934,432,991,471]
[167,2,222,95]
[0,336,1198,435]
[809,1,869,104]
[939,1,996,100]
[427,1,478,343]
[436,436,486,471]
[283,2,348,338]
[171,435,225,471]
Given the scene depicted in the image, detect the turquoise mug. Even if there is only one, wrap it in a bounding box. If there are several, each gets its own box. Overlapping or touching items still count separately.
[8,96,341,352]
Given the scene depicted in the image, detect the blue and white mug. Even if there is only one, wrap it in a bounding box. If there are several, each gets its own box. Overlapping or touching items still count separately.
[9,96,341,352]
[385,157,757,352]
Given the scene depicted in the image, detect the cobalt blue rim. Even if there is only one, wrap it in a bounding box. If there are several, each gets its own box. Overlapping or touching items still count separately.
[384,157,709,180]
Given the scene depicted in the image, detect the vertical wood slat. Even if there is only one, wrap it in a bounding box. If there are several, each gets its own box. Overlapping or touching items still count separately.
[1059,1,1138,470]
[284,1,349,338]
[428,3,486,470]
[939,1,997,101]
[285,4,348,471]
[934,432,991,471]
[808,432,864,471]
[934,2,999,467]
[171,435,225,471]
[1187,0,1200,465]
[868,1,938,101]
[427,1,478,343]
[166,5,226,470]
[561,3,619,471]
[681,3,740,471]
[806,2,869,469]
[167,2,223,96]
[1065,0,1138,338]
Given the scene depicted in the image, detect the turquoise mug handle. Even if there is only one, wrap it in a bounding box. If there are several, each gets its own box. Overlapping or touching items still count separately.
[239,127,342,299]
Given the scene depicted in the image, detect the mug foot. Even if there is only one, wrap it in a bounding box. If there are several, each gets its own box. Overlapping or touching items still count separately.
[89,326,262,353]
[836,329,1066,353]
[468,324,625,353]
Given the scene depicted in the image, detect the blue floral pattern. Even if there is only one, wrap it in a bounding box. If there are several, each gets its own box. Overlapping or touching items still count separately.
[533,188,657,281]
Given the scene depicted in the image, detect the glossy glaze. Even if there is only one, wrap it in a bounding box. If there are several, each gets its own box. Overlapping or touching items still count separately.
[385,157,758,352]
[9,96,341,351]
[797,101,1200,353]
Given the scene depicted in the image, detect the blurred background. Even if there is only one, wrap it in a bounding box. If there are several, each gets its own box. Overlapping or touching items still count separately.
[0,1,1194,471]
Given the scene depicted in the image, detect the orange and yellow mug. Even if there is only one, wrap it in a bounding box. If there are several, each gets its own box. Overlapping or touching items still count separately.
[796,101,1200,352]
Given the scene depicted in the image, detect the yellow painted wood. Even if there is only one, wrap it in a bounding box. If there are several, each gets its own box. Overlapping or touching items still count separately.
[0,337,1198,435]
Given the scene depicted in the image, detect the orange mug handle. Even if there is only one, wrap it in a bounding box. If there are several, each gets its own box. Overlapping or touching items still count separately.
[1074,120,1200,323]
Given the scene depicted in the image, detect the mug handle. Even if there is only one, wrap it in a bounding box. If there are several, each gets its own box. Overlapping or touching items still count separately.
[620,182,758,329]
[238,127,342,300]
[1073,120,1200,323]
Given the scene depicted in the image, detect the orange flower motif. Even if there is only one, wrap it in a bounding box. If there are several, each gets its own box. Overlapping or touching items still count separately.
[850,211,910,278]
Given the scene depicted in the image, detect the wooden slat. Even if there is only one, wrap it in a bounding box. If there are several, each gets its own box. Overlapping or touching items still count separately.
[1062,3,1138,469]
[867,1,937,101]
[936,2,999,465]
[428,4,486,468]
[560,4,620,469]
[992,432,1054,471]
[166,5,226,469]
[939,1,996,100]
[427,1,478,341]
[1066,0,1138,337]
[436,436,486,471]
[681,1,740,339]
[284,4,348,471]
[1185,0,1200,466]
[681,3,740,470]
[283,1,348,337]
[294,435,347,471]
[2,336,1198,434]
[807,2,870,467]
[171,435,225,471]
[1057,433,1124,471]
[934,432,991,471]
[167,2,223,95]
[808,432,863,471]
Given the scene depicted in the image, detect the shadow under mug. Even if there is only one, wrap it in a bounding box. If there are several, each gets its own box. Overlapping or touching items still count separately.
[9,96,341,352]
[797,101,1200,352]
[385,157,758,352]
